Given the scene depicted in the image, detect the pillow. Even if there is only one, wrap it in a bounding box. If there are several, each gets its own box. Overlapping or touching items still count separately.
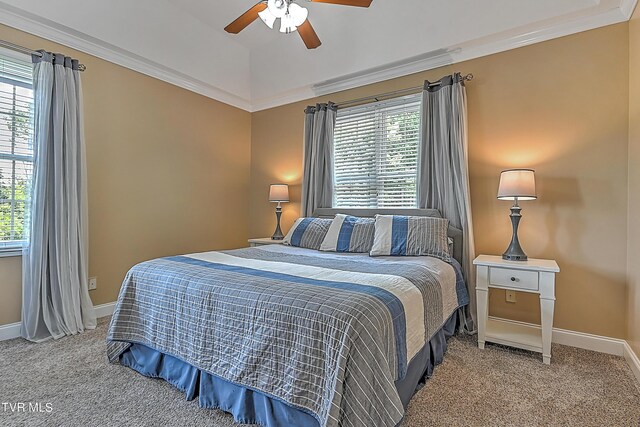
[282,217,333,250]
[370,214,451,261]
[320,214,375,253]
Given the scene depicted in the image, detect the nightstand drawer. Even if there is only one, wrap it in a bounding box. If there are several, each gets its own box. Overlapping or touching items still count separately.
[489,267,539,291]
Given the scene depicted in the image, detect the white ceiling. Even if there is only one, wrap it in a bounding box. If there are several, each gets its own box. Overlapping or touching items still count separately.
[0,0,635,111]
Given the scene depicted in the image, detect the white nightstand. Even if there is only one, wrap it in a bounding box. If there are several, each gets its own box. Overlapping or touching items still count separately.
[248,238,285,247]
[474,255,560,364]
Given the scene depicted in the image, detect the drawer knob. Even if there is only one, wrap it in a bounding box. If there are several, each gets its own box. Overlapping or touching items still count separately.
[510,277,519,282]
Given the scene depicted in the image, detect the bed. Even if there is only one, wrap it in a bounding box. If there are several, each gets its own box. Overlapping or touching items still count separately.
[106,208,469,427]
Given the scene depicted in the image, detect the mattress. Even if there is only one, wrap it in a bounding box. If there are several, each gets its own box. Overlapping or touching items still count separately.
[107,245,468,427]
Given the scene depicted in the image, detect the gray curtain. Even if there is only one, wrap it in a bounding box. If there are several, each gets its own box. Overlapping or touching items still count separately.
[21,51,95,342]
[301,103,337,217]
[417,73,476,332]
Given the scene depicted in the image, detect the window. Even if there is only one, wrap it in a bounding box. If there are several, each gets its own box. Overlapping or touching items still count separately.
[333,93,421,208]
[0,51,33,251]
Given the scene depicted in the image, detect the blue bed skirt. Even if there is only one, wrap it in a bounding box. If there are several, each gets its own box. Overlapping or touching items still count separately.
[118,312,459,427]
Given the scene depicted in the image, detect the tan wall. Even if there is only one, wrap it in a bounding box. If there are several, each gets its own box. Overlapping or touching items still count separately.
[0,22,632,340]
[0,24,252,326]
[0,256,21,325]
[628,7,640,356]
[251,23,630,338]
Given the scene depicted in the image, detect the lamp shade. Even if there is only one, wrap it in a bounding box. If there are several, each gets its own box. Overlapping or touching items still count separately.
[279,13,298,33]
[288,3,308,26]
[267,0,287,18]
[269,184,289,202]
[497,169,536,200]
[258,8,277,29]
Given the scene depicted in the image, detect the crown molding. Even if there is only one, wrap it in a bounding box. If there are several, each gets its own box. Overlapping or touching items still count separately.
[250,85,317,112]
[312,49,459,97]
[249,49,459,111]
[0,1,253,111]
[620,0,638,18]
[0,0,636,112]
[295,0,634,106]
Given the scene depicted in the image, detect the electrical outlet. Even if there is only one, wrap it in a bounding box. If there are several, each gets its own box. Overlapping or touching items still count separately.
[506,290,517,303]
[88,277,97,291]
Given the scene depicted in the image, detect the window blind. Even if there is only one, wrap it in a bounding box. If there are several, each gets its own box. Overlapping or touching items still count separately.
[0,50,33,250]
[333,93,421,208]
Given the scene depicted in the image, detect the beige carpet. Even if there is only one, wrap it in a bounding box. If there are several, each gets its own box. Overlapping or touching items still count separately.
[0,318,639,427]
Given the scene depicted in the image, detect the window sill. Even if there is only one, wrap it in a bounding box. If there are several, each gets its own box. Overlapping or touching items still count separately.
[0,249,23,258]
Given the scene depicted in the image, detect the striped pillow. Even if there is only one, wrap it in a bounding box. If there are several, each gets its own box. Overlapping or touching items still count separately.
[282,217,333,250]
[369,214,451,261]
[320,214,375,253]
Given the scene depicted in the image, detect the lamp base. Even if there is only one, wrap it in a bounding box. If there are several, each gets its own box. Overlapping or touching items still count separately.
[502,252,528,262]
[271,205,284,240]
[502,203,528,262]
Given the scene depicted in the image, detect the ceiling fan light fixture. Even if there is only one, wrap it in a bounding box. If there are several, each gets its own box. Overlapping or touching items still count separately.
[288,3,309,26]
[279,12,298,33]
[258,7,277,29]
[267,0,287,18]
[226,0,372,49]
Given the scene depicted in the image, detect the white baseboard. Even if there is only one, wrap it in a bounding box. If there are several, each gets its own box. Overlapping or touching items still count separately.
[489,316,626,356]
[489,316,640,384]
[1,307,639,385]
[552,326,625,356]
[0,301,116,341]
[93,301,116,318]
[0,321,21,341]
[623,341,640,384]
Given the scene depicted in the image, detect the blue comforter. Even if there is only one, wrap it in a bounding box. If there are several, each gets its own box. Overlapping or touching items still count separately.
[107,245,467,427]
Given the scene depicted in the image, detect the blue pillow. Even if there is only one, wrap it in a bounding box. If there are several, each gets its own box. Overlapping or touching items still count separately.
[320,214,375,253]
[282,217,333,250]
[369,214,451,261]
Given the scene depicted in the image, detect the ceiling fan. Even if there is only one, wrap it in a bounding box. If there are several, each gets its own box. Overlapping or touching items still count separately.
[224,0,373,49]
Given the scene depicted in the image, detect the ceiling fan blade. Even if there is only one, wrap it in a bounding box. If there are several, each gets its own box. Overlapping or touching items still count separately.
[310,0,372,7]
[224,2,268,34]
[298,20,322,49]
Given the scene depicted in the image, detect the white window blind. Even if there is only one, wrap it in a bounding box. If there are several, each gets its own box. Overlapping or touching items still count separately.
[333,93,421,208]
[0,50,34,251]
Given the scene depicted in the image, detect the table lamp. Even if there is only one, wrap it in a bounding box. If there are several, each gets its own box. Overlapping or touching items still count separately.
[269,184,289,240]
[497,169,536,261]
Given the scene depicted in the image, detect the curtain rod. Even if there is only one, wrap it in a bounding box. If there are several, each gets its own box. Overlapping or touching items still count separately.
[335,73,473,109]
[0,39,86,72]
